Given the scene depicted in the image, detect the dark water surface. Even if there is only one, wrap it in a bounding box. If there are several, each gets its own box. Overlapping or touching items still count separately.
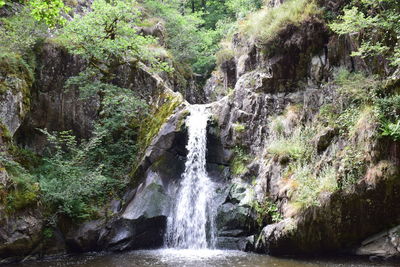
[10,249,398,267]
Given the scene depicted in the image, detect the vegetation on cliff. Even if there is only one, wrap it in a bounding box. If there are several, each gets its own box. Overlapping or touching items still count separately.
[0,0,399,258]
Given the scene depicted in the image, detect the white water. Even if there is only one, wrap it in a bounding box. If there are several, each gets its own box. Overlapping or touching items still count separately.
[166,105,216,249]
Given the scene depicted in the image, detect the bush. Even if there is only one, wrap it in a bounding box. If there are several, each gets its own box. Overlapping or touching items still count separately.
[240,0,318,43]
[0,153,39,211]
[0,6,47,55]
[231,146,250,175]
[267,126,314,161]
[289,164,337,209]
[37,130,117,220]
[329,0,400,67]
[334,68,380,104]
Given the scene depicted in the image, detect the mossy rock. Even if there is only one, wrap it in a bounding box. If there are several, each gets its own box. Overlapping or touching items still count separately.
[0,52,34,116]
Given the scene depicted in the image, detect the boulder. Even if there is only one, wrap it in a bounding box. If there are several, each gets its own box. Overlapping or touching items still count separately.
[0,210,43,259]
[99,177,172,251]
[355,225,400,259]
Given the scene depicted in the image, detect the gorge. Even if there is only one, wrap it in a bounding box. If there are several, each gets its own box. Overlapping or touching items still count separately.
[1,0,400,265]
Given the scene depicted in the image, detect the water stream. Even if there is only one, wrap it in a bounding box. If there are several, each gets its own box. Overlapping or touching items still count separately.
[9,105,399,266]
[166,104,216,249]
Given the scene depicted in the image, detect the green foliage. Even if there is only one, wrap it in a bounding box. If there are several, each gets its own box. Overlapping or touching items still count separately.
[144,0,217,76]
[0,153,39,211]
[42,227,54,239]
[241,0,319,43]
[380,120,400,141]
[231,146,250,175]
[267,127,315,161]
[338,146,366,188]
[0,7,47,55]
[334,68,380,104]
[36,130,116,220]
[251,198,282,228]
[226,0,263,20]
[60,0,168,79]
[270,115,285,136]
[232,123,245,132]
[28,0,70,28]
[376,95,400,121]
[329,0,400,67]
[289,164,337,209]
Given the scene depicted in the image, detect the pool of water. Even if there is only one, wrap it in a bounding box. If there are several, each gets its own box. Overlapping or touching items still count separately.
[9,249,399,267]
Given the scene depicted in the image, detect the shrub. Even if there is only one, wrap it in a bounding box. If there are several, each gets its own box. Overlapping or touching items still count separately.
[0,7,47,55]
[334,68,380,104]
[0,153,39,211]
[240,0,318,43]
[267,126,314,161]
[216,48,235,66]
[251,198,283,229]
[36,130,117,220]
[380,120,400,141]
[231,146,250,175]
[329,0,400,67]
[338,146,366,189]
[289,164,337,209]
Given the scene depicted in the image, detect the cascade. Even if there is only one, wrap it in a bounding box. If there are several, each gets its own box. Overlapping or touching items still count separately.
[166,105,216,249]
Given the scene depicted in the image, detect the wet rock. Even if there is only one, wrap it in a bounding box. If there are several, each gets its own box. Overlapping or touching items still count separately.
[100,179,171,251]
[0,210,43,259]
[215,181,258,250]
[355,225,400,259]
[65,219,104,252]
[216,236,254,251]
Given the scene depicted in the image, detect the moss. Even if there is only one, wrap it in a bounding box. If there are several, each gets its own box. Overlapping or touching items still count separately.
[137,93,182,154]
[175,109,189,131]
[240,0,319,44]
[0,122,13,145]
[6,185,39,212]
[216,48,235,66]
[232,123,246,133]
[0,153,39,213]
[231,146,250,176]
[130,92,183,180]
[0,52,34,116]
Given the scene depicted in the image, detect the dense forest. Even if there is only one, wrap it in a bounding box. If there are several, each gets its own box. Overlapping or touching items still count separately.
[0,0,400,264]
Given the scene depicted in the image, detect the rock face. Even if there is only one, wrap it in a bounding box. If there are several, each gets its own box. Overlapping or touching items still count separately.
[0,209,43,260]
[355,225,400,259]
[1,0,400,262]
[15,42,98,153]
[202,2,400,258]
[215,181,257,250]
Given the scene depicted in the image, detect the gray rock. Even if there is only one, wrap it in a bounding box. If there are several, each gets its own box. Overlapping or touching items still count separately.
[65,219,104,252]
[355,225,400,259]
[313,127,338,153]
[0,210,43,258]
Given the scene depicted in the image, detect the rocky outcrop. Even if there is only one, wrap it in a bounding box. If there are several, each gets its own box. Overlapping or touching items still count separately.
[203,0,400,258]
[0,209,43,261]
[15,42,98,153]
[215,181,257,250]
[355,225,400,259]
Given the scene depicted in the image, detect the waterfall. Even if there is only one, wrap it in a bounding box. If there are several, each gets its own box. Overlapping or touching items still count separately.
[166,105,216,249]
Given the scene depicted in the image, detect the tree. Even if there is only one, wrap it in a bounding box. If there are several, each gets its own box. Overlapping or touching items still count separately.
[28,0,70,28]
[330,0,400,68]
[61,0,169,82]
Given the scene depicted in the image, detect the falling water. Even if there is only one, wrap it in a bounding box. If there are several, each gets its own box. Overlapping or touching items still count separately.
[166,105,216,249]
